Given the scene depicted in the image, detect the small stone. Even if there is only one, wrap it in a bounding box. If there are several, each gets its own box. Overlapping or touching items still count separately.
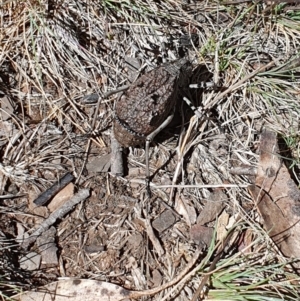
[152,210,177,233]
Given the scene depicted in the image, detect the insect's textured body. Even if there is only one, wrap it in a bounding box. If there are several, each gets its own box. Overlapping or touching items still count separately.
[114,58,192,147]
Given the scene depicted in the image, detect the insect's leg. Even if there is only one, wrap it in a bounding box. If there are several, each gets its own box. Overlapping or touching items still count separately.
[183,96,204,119]
[189,82,215,89]
[145,109,175,196]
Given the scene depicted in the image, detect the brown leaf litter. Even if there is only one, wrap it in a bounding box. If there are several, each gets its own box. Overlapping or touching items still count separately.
[248,129,300,264]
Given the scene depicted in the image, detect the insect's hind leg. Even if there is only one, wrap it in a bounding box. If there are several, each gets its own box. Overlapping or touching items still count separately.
[145,109,175,197]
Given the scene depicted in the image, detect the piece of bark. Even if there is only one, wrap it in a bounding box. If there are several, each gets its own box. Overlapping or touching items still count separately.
[126,233,143,249]
[86,154,111,173]
[216,210,230,242]
[252,129,300,262]
[175,195,197,226]
[190,224,214,249]
[110,134,124,176]
[36,226,58,265]
[19,252,41,271]
[34,172,75,206]
[84,245,105,254]
[150,269,163,287]
[12,279,131,301]
[197,189,227,225]
[82,93,99,104]
[248,184,293,250]
[16,223,29,243]
[22,189,90,249]
[230,165,257,176]
[140,218,164,256]
[0,95,14,120]
[47,183,74,212]
[152,210,177,233]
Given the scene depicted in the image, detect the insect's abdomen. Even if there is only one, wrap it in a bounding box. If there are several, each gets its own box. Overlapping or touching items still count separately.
[113,59,190,147]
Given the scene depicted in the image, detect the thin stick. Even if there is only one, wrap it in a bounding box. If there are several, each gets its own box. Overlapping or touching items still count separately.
[21,189,90,249]
[145,109,175,196]
[130,179,248,189]
[128,248,203,299]
[78,85,129,182]
[158,184,248,188]
[110,134,124,176]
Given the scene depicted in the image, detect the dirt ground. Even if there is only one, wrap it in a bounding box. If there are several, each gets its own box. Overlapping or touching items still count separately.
[1,1,300,300]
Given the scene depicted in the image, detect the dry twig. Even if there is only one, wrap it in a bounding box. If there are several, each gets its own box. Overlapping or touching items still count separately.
[21,189,90,249]
[128,247,204,299]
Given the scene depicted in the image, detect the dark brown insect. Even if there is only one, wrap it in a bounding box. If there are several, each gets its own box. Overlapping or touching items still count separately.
[113,58,192,147]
